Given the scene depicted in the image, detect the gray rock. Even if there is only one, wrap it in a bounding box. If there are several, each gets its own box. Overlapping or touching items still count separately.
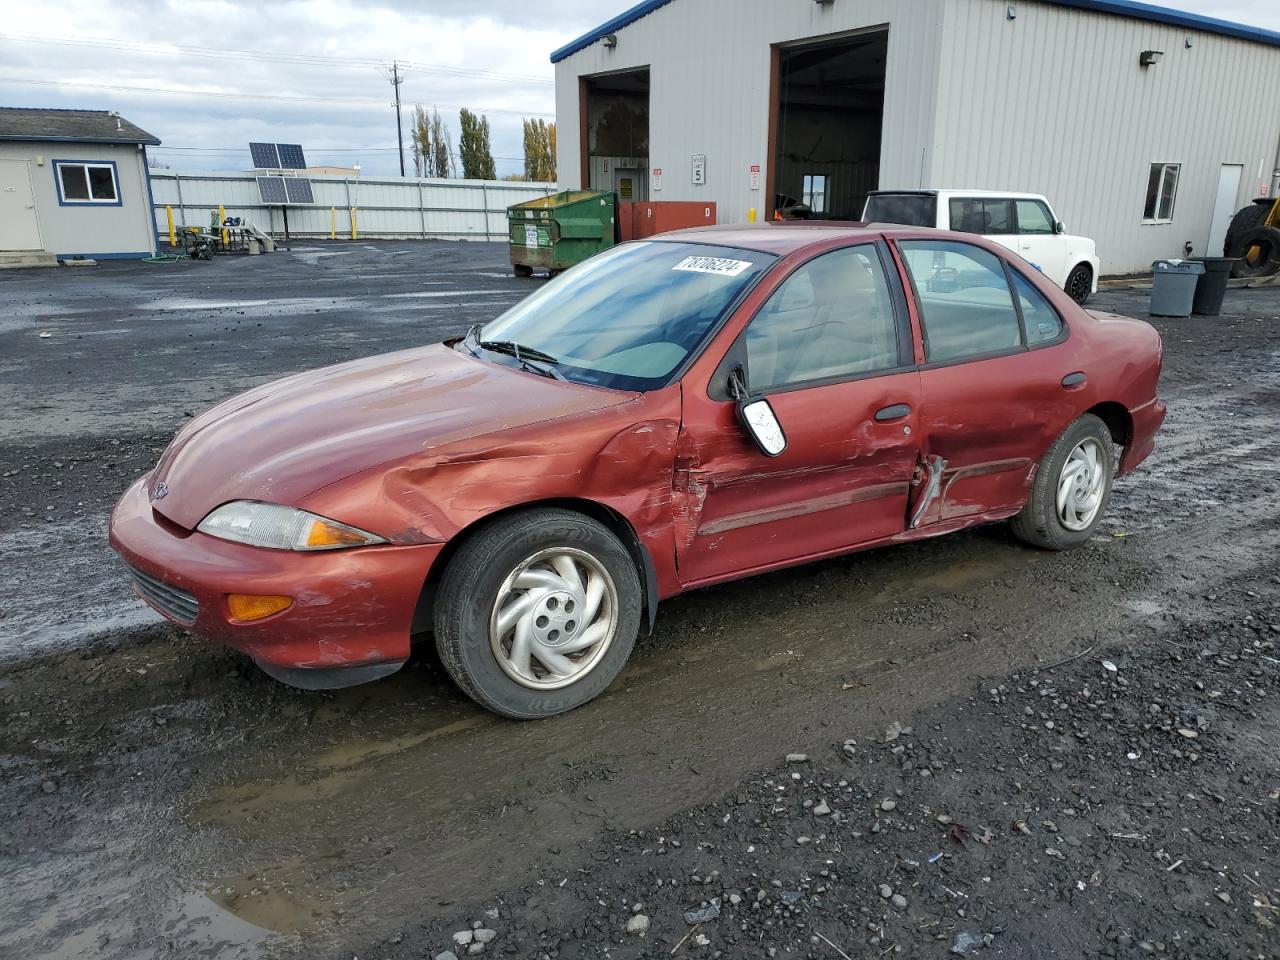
[878,884,893,898]
[466,943,484,956]
[891,893,908,909]
[626,914,650,936]
[786,753,808,763]
[453,930,474,946]
[474,929,497,943]
[434,953,458,960]
[813,800,831,816]
[880,799,897,812]
[1216,891,1231,904]
[41,780,57,794]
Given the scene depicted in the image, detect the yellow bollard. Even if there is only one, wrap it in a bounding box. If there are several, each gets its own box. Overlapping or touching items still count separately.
[165,205,176,246]
[350,207,358,240]
[218,204,228,247]
[747,207,757,224]
[330,207,336,240]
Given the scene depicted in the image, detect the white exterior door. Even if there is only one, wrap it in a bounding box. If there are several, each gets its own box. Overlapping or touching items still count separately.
[1206,164,1243,257]
[0,160,42,251]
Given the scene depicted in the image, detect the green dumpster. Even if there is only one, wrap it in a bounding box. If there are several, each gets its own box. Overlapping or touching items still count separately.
[508,190,616,277]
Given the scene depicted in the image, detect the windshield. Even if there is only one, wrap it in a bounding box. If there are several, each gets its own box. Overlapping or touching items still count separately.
[471,241,776,391]
[863,194,937,227]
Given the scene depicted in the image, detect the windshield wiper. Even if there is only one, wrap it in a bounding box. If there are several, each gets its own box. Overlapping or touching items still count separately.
[478,339,564,380]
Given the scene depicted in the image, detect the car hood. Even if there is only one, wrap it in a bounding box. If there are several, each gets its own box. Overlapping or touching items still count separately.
[148,343,633,530]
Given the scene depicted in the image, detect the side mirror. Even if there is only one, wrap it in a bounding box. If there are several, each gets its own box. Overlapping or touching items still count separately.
[1054,220,1065,234]
[738,398,787,457]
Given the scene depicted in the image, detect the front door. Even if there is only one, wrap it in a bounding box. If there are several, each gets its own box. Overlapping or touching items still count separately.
[1012,198,1069,287]
[0,160,42,251]
[1207,164,1243,256]
[675,242,921,585]
[614,167,647,202]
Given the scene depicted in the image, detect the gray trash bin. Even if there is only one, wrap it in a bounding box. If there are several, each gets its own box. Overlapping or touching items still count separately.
[1149,259,1205,317]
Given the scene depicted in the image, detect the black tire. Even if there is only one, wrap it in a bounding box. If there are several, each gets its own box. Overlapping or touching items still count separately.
[1228,226,1280,279]
[1064,263,1092,305]
[1222,199,1273,258]
[433,508,641,719]
[513,263,534,277]
[1010,414,1114,551]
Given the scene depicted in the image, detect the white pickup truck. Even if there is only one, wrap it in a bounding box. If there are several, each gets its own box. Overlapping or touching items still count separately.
[862,189,1100,304]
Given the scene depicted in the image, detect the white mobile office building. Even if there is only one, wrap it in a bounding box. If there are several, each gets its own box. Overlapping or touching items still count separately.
[0,108,160,262]
[552,0,1280,275]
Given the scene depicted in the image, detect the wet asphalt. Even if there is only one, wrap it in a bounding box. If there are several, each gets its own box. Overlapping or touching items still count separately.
[0,241,1277,959]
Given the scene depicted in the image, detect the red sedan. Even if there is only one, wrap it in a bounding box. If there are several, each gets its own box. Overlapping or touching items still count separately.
[110,224,1164,718]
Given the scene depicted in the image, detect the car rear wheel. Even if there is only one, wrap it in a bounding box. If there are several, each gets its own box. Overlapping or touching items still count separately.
[1010,414,1114,550]
[1064,263,1092,305]
[434,508,641,719]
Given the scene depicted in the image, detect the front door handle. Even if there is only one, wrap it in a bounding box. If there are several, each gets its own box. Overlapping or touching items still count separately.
[1061,372,1087,388]
[874,402,912,422]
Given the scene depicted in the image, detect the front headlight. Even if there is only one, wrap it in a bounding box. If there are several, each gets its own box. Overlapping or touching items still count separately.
[197,501,385,551]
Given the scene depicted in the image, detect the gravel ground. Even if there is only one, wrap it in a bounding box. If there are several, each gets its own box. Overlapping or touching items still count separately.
[0,241,1277,960]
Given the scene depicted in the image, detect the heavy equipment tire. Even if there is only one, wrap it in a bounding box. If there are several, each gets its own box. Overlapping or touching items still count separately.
[434,508,641,720]
[1223,199,1272,258]
[513,263,534,277]
[1229,226,1280,279]
[1010,414,1114,551]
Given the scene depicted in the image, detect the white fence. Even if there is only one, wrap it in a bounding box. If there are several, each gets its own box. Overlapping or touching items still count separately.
[148,171,556,242]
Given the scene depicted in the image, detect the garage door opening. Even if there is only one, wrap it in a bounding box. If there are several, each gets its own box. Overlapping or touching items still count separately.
[769,30,887,220]
[581,67,650,202]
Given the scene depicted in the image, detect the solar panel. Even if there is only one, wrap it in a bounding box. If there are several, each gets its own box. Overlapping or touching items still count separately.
[284,177,315,204]
[249,142,280,169]
[256,176,287,204]
[277,143,307,170]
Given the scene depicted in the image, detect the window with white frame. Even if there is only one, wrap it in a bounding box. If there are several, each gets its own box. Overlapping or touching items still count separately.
[802,174,827,214]
[1143,163,1179,222]
[55,162,120,204]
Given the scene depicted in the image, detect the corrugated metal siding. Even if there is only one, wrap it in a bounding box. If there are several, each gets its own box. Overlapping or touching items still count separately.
[554,0,948,224]
[146,173,555,241]
[932,0,1280,273]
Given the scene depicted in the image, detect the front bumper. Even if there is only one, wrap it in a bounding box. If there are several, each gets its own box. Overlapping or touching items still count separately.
[108,476,444,675]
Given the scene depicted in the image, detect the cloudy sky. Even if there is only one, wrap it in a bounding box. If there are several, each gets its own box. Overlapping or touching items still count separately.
[1,0,1276,179]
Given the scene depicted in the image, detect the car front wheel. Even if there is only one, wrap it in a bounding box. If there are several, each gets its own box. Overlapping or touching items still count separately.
[1065,263,1092,305]
[1010,414,1114,550]
[434,508,641,719]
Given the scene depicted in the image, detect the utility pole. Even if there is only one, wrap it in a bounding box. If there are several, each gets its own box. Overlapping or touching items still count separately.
[389,60,406,177]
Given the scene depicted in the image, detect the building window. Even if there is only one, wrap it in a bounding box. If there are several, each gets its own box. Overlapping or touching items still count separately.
[802,175,827,214]
[55,161,120,205]
[1143,163,1179,222]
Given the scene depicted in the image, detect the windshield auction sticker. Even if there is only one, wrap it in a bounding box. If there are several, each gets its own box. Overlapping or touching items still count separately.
[672,256,752,277]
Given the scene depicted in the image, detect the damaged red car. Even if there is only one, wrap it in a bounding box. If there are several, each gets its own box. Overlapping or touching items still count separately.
[110,224,1164,718]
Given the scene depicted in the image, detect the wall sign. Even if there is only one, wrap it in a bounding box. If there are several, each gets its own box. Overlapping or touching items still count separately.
[692,154,706,186]
[652,167,663,192]
[749,163,761,190]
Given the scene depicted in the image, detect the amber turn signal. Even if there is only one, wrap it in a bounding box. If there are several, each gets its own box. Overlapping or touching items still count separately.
[227,593,293,622]
[305,519,379,548]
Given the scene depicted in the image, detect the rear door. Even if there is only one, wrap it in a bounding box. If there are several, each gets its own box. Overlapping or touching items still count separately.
[893,237,1079,525]
[675,242,921,584]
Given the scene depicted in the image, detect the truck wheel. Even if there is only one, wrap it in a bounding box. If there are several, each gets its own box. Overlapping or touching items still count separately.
[1064,263,1092,305]
[1229,226,1280,279]
[1010,414,1114,550]
[513,264,534,277]
[434,508,641,719]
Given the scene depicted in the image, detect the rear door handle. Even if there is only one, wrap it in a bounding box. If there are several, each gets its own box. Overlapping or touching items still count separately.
[874,403,912,422]
[1061,372,1087,388]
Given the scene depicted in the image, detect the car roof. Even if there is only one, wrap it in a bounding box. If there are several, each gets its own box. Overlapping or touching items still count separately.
[868,188,1049,201]
[651,222,887,255]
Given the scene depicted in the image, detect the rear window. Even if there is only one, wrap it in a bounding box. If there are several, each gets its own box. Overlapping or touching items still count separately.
[862,194,936,227]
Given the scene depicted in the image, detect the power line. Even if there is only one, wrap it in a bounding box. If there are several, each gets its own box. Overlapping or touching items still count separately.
[0,31,553,85]
[0,76,555,117]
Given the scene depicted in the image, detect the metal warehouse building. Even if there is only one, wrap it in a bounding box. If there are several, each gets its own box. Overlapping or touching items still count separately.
[0,108,160,264]
[552,0,1280,275]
